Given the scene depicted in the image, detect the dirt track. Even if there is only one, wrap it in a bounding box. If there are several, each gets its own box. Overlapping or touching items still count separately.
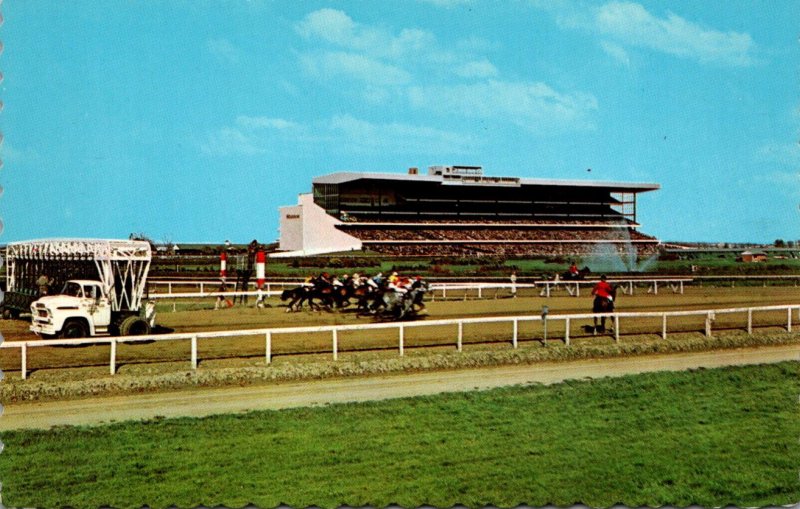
[2,344,798,431]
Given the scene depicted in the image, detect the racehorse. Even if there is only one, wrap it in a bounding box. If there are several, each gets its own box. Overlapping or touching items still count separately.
[562,266,592,280]
[280,286,317,312]
[376,278,429,320]
[311,278,352,310]
[350,283,378,314]
[592,284,617,334]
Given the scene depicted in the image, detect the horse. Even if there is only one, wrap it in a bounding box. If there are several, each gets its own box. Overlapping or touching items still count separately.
[309,278,347,311]
[350,283,378,314]
[562,266,592,281]
[591,284,617,334]
[280,286,317,312]
[376,278,429,321]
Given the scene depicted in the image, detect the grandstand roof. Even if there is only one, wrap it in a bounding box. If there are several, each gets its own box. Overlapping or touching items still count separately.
[313,170,660,193]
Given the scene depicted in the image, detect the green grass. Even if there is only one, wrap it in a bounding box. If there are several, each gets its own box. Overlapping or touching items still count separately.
[2,362,800,508]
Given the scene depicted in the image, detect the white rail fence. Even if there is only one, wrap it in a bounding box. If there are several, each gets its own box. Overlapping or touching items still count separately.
[147,279,693,306]
[3,303,799,380]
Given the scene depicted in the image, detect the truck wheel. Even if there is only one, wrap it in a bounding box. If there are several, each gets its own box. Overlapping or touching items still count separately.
[61,319,88,339]
[2,308,11,320]
[119,316,151,336]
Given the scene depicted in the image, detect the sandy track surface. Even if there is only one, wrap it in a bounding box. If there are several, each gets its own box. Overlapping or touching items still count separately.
[2,344,798,431]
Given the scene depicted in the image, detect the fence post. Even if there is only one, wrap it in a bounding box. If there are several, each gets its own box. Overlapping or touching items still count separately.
[110,339,117,375]
[191,335,198,369]
[21,342,27,380]
[332,329,338,361]
[705,312,712,337]
[457,321,463,352]
[747,309,753,335]
[265,331,272,364]
[661,313,667,339]
[512,319,518,348]
[399,325,404,357]
[564,317,570,345]
[788,308,792,332]
[614,315,619,342]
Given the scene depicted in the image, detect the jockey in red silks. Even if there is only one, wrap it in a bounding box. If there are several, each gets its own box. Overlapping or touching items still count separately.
[591,274,615,332]
[591,275,614,301]
[569,261,579,276]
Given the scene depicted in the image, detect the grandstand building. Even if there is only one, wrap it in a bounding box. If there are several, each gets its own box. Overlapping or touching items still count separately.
[276,165,661,258]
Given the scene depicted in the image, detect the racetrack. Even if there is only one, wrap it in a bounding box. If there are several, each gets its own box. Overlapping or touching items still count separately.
[3,343,798,430]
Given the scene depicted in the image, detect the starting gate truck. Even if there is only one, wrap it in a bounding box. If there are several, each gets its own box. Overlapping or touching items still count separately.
[2,238,155,338]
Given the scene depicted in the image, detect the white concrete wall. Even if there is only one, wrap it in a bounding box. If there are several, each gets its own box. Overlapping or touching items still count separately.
[278,204,304,252]
[276,194,362,256]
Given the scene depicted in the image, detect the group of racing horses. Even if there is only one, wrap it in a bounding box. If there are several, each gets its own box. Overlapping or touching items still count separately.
[280,273,429,320]
[280,266,618,331]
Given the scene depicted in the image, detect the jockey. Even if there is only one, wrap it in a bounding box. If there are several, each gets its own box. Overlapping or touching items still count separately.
[367,272,383,289]
[591,275,614,309]
[569,261,579,277]
[332,275,343,287]
[387,275,408,294]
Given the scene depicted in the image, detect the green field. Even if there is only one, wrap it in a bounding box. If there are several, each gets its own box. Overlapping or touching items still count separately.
[2,362,799,508]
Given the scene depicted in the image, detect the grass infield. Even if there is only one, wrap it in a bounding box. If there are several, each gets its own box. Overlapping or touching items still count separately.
[1,362,799,508]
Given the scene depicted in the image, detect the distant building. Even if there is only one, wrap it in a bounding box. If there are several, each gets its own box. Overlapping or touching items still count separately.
[738,251,767,263]
[276,165,661,258]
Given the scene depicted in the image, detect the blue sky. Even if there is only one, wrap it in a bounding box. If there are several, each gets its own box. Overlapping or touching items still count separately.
[1,0,798,245]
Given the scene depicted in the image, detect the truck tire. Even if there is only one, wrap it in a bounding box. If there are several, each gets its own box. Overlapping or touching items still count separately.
[61,319,88,339]
[119,316,151,336]
[2,307,11,320]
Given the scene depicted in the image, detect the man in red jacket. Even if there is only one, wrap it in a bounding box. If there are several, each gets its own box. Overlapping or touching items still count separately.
[591,274,616,333]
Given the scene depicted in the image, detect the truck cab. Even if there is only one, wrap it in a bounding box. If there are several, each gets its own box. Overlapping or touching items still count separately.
[31,278,155,339]
[30,280,113,338]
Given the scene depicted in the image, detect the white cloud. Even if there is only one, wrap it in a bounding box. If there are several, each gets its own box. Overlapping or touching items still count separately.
[329,114,478,154]
[296,9,458,70]
[200,127,264,156]
[539,1,756,67]
[295,9,358,47]
[455,59,499,79]
[600,40,630,66]
[408,80,598,133]
[236,116,300,130]
[296,9,430,60]
[207,38,240,64]
[1,141,40,164]
[300,51,412,86]
[595,2,755,66]
[417,0,474,8]
[202,113,475,157]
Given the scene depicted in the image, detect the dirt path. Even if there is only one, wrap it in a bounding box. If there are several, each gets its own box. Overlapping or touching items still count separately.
[2,344,799,431]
